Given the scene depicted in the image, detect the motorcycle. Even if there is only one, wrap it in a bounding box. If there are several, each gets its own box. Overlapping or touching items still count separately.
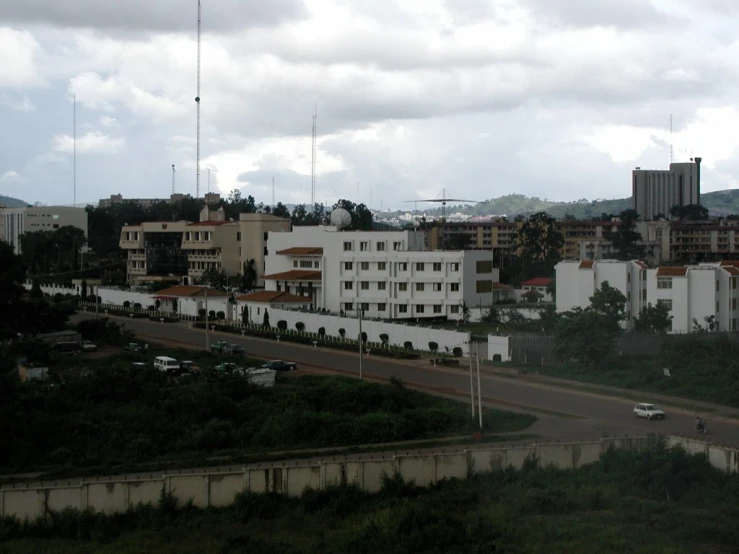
[695,423,708,435]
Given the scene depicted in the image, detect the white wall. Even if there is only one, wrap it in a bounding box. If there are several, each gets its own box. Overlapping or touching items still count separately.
[487,335,510,361]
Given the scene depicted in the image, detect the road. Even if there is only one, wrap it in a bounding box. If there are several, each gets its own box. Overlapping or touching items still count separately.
[74,314,739,445]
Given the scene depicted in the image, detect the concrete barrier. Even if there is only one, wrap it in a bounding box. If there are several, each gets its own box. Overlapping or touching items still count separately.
[1,435,735,522]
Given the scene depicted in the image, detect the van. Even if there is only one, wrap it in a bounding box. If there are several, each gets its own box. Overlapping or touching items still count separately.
[154,356,180,374]
[51,342,82,356]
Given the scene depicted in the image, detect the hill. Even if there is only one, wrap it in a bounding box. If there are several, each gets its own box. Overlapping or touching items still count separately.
[432,189,739,219]
[0,194,28,208]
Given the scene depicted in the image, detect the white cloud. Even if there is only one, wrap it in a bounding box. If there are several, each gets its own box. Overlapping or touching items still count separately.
[99,115,118,127]
[0,170,24,183]
[0,93,35,111]
[0,27,45,88]
[53,131,125,154]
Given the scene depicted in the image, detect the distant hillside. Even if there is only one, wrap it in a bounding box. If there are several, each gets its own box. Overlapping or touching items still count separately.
[433,189,739,219]
[0,194,27,208]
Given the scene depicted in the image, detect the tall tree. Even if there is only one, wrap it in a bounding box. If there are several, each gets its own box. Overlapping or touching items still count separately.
[239,260,257,293]
[197,267,228,290]
[517,212,564,263]
[633,303,672,334]
[272,203,290,218]
[670,204,709,221]
[604,209,645,261]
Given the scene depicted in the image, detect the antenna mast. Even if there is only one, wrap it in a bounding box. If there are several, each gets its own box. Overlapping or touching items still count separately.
[207,168,211,194]
[172,164,176,194]
[670,114,673,164]
[195,0,202,199]
[272,176,275,206]
[73,94,76,206]
[311,102,317,206]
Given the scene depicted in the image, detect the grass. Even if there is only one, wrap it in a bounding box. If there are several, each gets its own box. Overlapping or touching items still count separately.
[0,347,536,480]
[2,438,738,553]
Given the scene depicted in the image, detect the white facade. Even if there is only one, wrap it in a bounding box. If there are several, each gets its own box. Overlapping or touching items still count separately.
[555,259,648,329]
[0,206,88,254]
[263,226,499,320]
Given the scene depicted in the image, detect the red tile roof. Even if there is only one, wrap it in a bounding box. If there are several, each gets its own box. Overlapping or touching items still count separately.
[494,282,512,290]
[723,266,739,276]
[276,247,324,256]
[579,260,594,269]
[153,285,229,298]
[633,261,648,269]
[262,270,322,281]
[656,266,688,277]
[237,291,312,303]
[520,278,552,287]
[721,260,739,268]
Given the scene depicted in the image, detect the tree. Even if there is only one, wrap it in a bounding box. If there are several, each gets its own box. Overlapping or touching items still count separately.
[30,279,43,299]
[538,304,559,333]
[291,204,309,226]
[460,301,471,323]
[670,204,709,221]
[80,280,88,299]
[198,267,228,290]
[445,232,473,250]
[239,260,257,293]
[517,212,564,264]
[262,308,270,327]
[633,303,673,334]
[604,210,645,261]
[588,281,627,332]
[271,203,290,218]
[333,199,373,231]
[546,279,556,301]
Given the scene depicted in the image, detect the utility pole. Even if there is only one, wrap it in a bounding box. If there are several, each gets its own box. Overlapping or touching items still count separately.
[272,176,275,207]
[172,164,176,194]
[204,285,210,350]
[469,341,475,418]
[73,94,76,207]
[476,343,483,430]
[311,102,317,206]
[358,308,363,380]
[195,0,202,199]
[95,284,99,318]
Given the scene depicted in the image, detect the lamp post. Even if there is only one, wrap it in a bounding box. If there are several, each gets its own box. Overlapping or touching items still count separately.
[476,342,483,430]
[468,341,475,418]
[358,308,364,380]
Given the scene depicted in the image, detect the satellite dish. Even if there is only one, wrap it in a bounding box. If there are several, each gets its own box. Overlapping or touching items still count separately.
[330,208,352,229]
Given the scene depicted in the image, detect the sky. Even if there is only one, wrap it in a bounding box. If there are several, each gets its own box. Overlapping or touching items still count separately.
[2,0,739,210]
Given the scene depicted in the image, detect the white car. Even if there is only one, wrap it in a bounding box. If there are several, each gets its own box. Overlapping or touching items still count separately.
[634,403,665,420]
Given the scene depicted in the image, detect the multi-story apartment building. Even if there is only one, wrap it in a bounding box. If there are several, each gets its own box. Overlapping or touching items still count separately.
[119,207,290,285]
[555,259,648,329]
[100,192,221,208]
[426,220,520,254]
[558,220,619,260]
[0,205,88,254]
[260,225,500,320]
[632,158,702,221]
[669,219,739,261]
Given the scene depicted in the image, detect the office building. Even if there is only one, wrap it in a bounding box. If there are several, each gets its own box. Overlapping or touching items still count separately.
[0,206,88,254]
[632,158,702,221]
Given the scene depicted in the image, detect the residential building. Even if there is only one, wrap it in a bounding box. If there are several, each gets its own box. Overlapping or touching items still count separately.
[99,192,221,208]
[263,225,500,320]
[559,220,619,260]
[237,291,313,326]
[632,158,702,221]
[555,259,648,328]
[119,207,290,285]
[0,205,88,254]
[519,278,553,302]
[669,219,739,261]
[426,220,520,254]
[150,285,230,317]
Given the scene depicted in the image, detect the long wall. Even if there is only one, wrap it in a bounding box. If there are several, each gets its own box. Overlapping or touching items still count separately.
[2,435,734,522]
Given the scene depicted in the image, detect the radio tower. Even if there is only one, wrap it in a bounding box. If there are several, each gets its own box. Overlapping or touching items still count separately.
[195,0,202,199]
[311,102,317,206]
[171,164,176,194]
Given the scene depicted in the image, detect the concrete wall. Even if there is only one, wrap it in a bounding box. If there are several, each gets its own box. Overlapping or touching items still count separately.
[487,335,510,362]
[4,435,731,522]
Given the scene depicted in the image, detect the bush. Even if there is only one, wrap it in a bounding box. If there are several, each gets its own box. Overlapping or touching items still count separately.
[133,303,142,310]
[147,305,156,310]
[361,331,368,343]
[208,310,216,319]
[404,341,413,350]
[198,308,206,319]
[318,327,326,336]
[216,311,226,320]
[429,342,439,352]
[379,333,389,347]
[123,301,131,308]
[452,347,463,357]
[295,322,305,332]
[339,328,346,339]
[277,320,288,330]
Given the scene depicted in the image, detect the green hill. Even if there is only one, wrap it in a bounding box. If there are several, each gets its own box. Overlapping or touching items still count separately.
[0,194,28,208]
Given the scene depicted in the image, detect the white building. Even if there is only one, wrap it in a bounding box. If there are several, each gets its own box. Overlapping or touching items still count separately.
[0,206,88,254]
[555,259,648,329]
[261,226,500,320]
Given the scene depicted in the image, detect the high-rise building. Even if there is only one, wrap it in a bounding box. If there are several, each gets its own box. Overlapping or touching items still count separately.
[0,206,88,254]
[632,158,702,221]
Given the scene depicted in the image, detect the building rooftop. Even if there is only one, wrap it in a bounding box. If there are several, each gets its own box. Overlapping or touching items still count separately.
[656,266,689,277]
[152,285,229,298]
[276,247,324,256]
[520,278,552,287]
[236,291,312,303]
[262,270,322,281]
[579,260,594,269]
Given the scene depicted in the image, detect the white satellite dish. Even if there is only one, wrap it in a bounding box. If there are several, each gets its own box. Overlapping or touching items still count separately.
[330,208,352,229]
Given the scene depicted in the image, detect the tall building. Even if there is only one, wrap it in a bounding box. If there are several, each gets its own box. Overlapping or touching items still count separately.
[99,192,221,208]
[0,206,88,254]
[632,158,702,221]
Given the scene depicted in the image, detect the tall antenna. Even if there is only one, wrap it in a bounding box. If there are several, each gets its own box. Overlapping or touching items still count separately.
[207,168,211,194]
[73,94,76,206]
[670,114,673,164]
[272,176,275,206]
[195,0,202,199]
[172,164,176,194]
[311,102,317,206]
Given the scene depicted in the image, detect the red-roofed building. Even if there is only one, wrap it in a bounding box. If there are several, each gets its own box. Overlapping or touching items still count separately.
[519,277,553,303]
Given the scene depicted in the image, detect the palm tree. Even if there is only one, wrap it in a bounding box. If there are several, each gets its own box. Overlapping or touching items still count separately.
[198,266,228,290]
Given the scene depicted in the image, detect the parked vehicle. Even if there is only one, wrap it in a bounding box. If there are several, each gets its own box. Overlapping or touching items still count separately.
[51,342,82,356]
[210,340,230,353]
[261,360,297,372]
[82,341,98,352]
[215,362,243,372]
[180,360,199,372]
[154,356,180,374]
[228,344,244,355]
[634,403,665,420]
[122,343,142,353]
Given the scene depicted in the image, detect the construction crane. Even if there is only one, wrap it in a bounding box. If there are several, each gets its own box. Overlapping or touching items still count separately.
[404,188,480,220]
[195,0,202,199]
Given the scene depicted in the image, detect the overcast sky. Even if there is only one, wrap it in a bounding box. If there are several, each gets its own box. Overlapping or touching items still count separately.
[2,0,739,210]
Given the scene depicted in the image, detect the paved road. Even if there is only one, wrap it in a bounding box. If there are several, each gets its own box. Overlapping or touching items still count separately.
[74,314,739,445]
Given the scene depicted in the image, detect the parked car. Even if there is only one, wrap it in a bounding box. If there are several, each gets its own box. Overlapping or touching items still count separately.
[261,360,297,372]
[180,360,199,372]
[228,344,244,354]
[122,343,142,353]
[210,340,230,353]
[215,362,243,372]
[634,403,665,420]
[154,356,180,374]
[82,340,98,352]
[51,342,82,356]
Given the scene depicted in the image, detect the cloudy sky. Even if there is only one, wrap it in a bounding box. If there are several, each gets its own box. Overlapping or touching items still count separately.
[2,0,739,210]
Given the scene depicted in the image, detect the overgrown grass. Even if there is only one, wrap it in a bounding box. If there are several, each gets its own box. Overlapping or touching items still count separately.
[2,438,738,553]
[534,336,739,408]
[0,351,536,477]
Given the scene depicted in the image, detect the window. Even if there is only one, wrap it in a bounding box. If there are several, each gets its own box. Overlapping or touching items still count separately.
[378,281,386,291]
[717,280,720,291]
[657,278,672,289]
[450,305,460,314]
[344,302,354,311]
[476,260,493,273]
[344,281,353,290]
[236,232,241,241]
[377,242,385,251]
[450,283,460,292]
[433,305,442,314]
[344,262,353,270]
[398,262,408,272]
[300,261,312,268]
[398,283,408,292]
[361,281,369,290]
[343,241,353,251]
[416,262,425,271]
[416,305,425,314]
[378,303,387,312]
[433,262,442,271]
[264,232,268,241]
[476,280,493,293]
[361,302,370,312]
[734,277,737,290]
[450,263,460,272]
[314,261,320,268]
[361,262,370,271]
[398,305,408,313]
[360,241,369,251]
[657,299,672,311]
[433,283,442,292]
[378,262,387,271]
[393,241,402,251]
[293,261,298,268]
[416,283,425,291]
[733,298,736,311]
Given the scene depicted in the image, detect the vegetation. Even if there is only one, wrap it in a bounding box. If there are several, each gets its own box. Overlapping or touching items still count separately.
[604,209,645,260]
[0,348,535,474]
[3,439,738,553]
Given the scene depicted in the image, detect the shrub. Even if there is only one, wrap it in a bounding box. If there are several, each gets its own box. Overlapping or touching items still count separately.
[318,327,326,336]
[295,322,305,332]
[147,305,155,310]
[452,347,463,357]
[123,301,131,308]
[404,341,413,350]
[155,299,161,309]
[208,310,216,319]
[429,341,439,352]
[339,328,346,339]
[216,311,226,320]
[361,331,368,343]
[198,308,206,319]
[379,333,389,347]
[277,320,288,330]
[133,303,142,310]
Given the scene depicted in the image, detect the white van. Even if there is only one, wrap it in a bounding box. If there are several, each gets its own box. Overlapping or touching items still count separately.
[154,356,180,373]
